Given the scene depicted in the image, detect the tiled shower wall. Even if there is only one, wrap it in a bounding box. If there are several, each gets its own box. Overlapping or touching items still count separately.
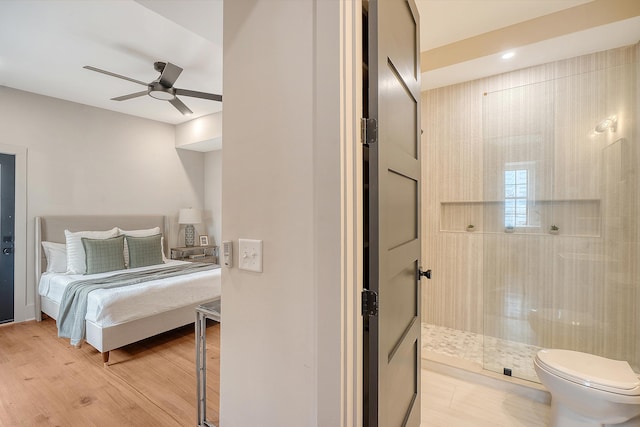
[421,44,639,372]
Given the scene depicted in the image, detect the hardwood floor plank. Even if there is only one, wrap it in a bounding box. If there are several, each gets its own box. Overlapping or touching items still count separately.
[0,318,219,426]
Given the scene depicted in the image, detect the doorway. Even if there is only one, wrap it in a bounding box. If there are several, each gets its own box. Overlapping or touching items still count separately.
[0,152,16,323]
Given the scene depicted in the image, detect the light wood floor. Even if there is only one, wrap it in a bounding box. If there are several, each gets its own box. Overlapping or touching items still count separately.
[1,318,552,427]
[0,318,219,427]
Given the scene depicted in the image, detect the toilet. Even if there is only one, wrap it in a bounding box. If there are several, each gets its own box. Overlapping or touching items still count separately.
[534,349,640,426]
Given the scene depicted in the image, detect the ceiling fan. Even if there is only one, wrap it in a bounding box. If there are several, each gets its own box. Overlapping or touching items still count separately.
[83,61,222,115]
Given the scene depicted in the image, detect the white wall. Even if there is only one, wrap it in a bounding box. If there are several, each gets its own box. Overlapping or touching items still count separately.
[204,150,221,246]
[0,86,207,320]
[221,1,350,426]
[176,112,222,152]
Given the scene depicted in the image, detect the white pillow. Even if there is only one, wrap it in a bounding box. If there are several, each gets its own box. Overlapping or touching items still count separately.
[118,227,166,266]
[41,241,67,273]
[64,228,119,274]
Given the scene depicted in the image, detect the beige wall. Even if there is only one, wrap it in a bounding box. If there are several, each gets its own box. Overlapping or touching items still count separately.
[422,44,639,369]
[0,86,209,321]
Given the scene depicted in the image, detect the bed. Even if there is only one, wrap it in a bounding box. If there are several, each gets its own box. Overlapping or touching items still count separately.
[35,215,221,364]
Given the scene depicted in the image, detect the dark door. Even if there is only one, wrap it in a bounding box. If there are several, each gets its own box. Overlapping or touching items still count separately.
[363,0,422,426]
[0,153,15,323]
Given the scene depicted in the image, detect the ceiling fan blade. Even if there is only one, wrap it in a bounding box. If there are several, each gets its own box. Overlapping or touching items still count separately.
[175,88,222,102]
[170,97,193,115]
[83,65,148,86]
[159,62,183,88]
[111,90,148,101]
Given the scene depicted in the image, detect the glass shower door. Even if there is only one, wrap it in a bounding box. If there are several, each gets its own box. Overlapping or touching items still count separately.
[482,59,639,382]
[481,80,554,382]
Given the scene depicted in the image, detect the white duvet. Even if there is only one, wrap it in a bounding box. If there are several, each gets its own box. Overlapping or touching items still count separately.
[38,260,221,328]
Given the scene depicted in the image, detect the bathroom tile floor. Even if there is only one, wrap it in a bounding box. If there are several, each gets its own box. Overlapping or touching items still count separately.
[422,323,542,383]
[421,323,551,426]
[420,366,550,427]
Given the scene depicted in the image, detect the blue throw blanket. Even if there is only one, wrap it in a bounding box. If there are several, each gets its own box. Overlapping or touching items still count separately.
[57,263,217,346]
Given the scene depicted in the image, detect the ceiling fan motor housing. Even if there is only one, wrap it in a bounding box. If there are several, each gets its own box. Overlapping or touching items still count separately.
[153,61,167,73]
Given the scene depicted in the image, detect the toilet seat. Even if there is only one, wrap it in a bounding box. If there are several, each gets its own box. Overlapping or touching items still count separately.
[536,349,640,396]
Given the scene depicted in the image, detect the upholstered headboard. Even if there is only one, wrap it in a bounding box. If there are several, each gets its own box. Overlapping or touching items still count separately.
[34,215,168,318]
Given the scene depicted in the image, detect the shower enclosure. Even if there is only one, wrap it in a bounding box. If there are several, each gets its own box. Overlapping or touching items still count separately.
[422,44,639,383]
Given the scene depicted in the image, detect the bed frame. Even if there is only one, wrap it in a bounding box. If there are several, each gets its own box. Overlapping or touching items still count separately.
[35,215,210,365]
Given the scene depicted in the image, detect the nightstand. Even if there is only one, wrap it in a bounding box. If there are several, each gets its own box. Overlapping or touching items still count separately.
[171,245,218,264]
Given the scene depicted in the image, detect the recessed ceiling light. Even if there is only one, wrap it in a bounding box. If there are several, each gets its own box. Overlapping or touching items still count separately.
[501,52,515,60]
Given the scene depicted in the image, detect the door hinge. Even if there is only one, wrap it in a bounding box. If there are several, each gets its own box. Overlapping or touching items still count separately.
[361,289,379,317]
[360,118,377,146]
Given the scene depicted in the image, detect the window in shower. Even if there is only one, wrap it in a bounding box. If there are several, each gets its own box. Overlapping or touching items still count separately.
[504,162,538,228]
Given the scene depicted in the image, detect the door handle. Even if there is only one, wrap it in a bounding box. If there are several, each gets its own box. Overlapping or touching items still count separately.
[418,268,431,280]
[3,248,13,255]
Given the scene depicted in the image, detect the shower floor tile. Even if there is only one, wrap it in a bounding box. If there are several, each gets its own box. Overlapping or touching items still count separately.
[422,323,542,382]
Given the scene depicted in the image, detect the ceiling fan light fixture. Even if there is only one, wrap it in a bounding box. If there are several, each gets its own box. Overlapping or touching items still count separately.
[148,83,176,101]
[84,61,222,115]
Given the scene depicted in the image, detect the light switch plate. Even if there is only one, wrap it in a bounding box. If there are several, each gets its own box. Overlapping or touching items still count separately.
[238,238,263,272]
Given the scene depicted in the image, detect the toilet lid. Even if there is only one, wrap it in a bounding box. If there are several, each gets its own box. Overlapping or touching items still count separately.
[536,349,640,394]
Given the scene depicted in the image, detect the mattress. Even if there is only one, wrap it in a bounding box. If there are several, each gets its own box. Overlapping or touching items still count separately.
[39,260,221,328]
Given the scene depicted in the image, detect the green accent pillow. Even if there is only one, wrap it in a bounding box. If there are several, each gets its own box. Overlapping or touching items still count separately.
[81,235,125,275]
[125,234,164,268]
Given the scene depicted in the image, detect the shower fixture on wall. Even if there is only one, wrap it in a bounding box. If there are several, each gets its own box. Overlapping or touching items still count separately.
[594,115,617,133]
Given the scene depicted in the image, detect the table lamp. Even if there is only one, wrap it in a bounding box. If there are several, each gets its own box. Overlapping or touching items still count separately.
[178,208,202,247]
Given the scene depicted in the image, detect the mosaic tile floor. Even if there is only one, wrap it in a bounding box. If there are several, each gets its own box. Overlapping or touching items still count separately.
[422,323,541,383]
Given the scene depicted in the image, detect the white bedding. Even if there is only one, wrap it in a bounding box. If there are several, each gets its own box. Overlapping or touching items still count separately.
[39,260,221,328]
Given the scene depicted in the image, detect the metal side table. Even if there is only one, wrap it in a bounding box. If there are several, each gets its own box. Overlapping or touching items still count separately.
[196,297,221,427]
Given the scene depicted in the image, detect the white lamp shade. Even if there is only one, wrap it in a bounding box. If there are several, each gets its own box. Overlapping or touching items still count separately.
[178,208,202,225]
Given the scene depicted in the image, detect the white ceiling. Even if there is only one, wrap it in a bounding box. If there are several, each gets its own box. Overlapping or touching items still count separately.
[0,0,223,125]
[421,15,640,90]
[0,1,637,124]
[416,0,593,51]
[416,0,640,90]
